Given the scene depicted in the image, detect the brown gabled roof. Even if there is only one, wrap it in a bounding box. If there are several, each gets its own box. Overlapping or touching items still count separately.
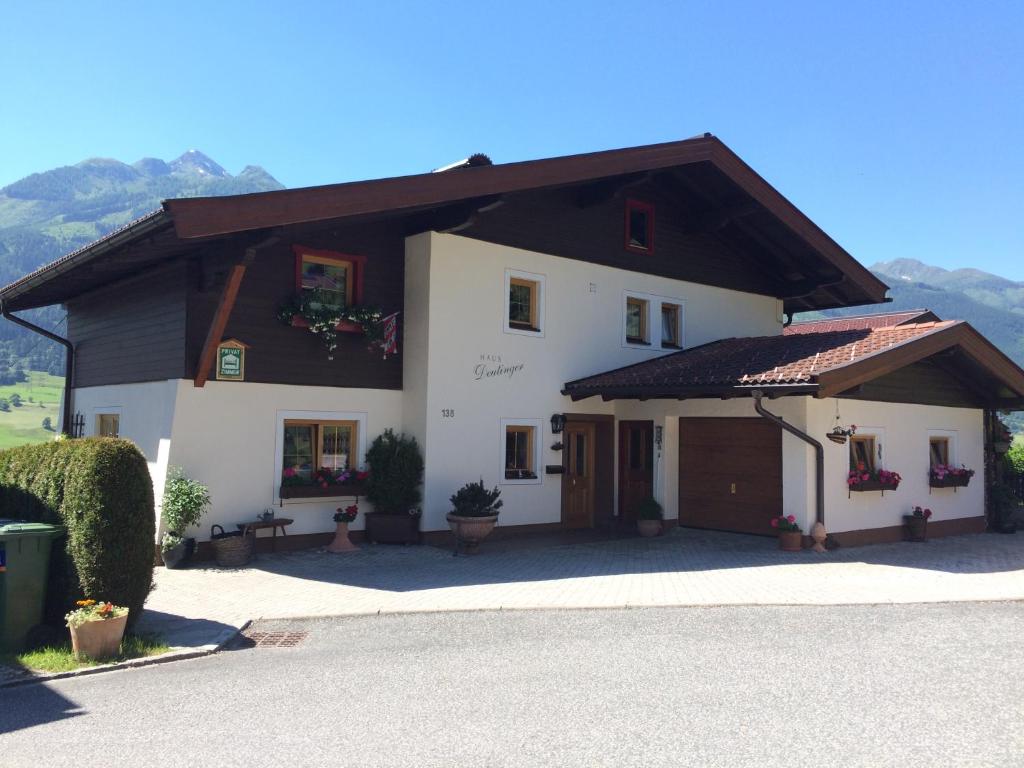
[785,309,939,335]
[562,320,1024,408]
[0,135,890,312]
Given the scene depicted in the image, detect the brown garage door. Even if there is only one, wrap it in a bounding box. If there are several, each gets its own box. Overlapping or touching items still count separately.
[678,417,782,535]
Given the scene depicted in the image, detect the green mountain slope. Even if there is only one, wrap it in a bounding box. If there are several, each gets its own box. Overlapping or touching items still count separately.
[872,258,1024,318]
[0,151,283,375]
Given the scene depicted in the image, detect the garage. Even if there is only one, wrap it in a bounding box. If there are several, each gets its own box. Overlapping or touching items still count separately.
[678,417,782,535]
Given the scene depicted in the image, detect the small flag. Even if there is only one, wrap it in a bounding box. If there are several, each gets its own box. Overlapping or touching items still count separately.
[381,312,399,359]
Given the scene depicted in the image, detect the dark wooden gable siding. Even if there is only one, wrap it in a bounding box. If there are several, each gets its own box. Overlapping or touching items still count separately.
[67,261,188,388]
[837,359,987,408]
[185,220,405,389]
[462,182,781,297]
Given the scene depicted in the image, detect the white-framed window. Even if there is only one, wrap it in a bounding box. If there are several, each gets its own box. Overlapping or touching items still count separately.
[849,427,885,472]
[623,291,685,349]
[500,417,543,485]
[91,406,122,437]
[274,410,368,501]
[504,269,545,337]
[927,429,959,468]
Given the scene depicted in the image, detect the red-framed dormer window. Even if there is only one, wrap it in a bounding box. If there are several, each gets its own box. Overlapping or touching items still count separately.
[293,245,366,306]
[624,199,655,254]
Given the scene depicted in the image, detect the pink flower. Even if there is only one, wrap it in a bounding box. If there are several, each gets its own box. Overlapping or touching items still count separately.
[770,518,779,528]
[924,509,932,519]
[786,515,796,523]
[283,467,296,478]
[862,474,869,481]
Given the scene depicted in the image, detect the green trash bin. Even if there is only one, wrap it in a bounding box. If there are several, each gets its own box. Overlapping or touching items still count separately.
[0,519,64,653]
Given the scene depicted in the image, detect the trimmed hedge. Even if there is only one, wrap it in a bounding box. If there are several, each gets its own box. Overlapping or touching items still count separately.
[0,438,155,628]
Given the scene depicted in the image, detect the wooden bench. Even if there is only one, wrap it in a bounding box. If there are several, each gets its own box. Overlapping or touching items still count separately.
[236,518,294,551]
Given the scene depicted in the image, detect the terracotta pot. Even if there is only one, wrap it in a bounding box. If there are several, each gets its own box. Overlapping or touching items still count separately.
[446,513,499,552]
[637,519,662,538]
[778,530,803,552]
[327,520,359,553]
[69,614,128,661]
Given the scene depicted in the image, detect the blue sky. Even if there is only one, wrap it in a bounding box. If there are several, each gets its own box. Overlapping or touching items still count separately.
[1,1,1021,278]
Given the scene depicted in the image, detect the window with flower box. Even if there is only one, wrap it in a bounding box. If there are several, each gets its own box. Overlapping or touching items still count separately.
[501,418,542,484]
[277,411,368,499]
[288,246,368,331]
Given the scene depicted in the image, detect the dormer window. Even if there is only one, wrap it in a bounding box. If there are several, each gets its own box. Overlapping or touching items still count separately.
[625,199,654,254]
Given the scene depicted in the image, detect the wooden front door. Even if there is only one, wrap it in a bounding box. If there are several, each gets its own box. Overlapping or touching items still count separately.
[562,422,596,528]
[678,417,782,535]
[618,420,654,525]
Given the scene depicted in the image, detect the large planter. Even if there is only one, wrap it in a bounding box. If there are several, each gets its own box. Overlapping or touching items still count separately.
[327,521,359,553]
[446,513,499,553]
[364,512,421,545]
[637,519,662,538]
[70,615,128,661]
[279,483,368,500]
[161,536,196,569]
[903,515,928,542]
[848,479,900,496]
[778,531,803,552]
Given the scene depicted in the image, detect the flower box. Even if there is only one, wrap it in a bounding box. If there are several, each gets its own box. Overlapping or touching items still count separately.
[929,475,972,490]
[289,314,363,333]
[279,482,368,500]
[848,479,900,496]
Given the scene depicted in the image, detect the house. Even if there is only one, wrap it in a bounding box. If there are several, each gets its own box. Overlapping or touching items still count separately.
[2,135,1023,549]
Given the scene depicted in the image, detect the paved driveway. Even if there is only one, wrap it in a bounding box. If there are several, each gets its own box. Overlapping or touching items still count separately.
[138,529,1024,649]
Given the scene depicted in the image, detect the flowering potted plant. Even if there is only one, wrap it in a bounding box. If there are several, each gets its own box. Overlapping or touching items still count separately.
[903,505,932,542]
[826,423,857,445]
[847,463,901,496]
[636,497,664,537]
[327,503,360,553]
[771,514,803,551]
[928,464,975,490]
[279,466,370,499]
[65,599,129,660]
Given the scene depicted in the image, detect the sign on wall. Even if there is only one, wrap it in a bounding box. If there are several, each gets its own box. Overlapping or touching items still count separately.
[216,338,249,381]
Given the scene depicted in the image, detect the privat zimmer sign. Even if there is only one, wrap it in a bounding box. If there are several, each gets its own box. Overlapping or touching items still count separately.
[216,338,249,381]
[474,353,524,381]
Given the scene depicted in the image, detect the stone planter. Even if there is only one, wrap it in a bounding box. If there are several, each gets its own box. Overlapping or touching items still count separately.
[70,615,128,661]
[365,512,421,545]
[903,515,928,542]
[327,520,359,553]
[446,513,499,553]
[161,541,188,569]
[637,519,662,538]
[778,531,803,552]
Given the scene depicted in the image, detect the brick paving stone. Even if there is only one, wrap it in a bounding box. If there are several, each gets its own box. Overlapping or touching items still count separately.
[138,529,1024,651]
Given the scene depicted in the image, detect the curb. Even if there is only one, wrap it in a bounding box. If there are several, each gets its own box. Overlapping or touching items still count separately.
[0,622,249,689]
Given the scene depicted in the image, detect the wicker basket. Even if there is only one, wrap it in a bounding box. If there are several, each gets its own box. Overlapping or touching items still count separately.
[210,524,255,567]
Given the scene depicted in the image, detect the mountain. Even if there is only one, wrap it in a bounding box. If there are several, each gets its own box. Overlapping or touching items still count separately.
[0,151,283,376]
[872,258,1024,317]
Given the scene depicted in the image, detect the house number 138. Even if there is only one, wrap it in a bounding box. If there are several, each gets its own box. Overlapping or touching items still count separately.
[441,409,455,418]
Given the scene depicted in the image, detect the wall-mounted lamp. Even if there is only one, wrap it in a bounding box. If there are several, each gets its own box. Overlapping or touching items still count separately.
[654,425,664,450]
[550,413,567,434]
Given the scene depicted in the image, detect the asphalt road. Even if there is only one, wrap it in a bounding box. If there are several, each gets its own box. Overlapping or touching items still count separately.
[2,603,1023,768]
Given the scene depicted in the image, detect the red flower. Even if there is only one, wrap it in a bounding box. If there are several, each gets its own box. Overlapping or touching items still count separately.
[770,518,779,528]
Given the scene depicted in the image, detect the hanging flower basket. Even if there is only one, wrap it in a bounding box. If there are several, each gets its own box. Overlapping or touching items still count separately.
[278,288,386,359]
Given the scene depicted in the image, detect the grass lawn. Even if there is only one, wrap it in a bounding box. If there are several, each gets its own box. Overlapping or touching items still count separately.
[3,634,169,674]
[0,370,63,450]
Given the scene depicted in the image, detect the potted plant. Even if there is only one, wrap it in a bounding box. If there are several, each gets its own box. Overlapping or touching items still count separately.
[929,464,975,490]
[447,480,503,553]
[636,497,663,537]
[989,482,1020,534]
[993,420,1012,454]
[161,469,211,569]
[364,430,424,544]
[327,503,360,553]
[903,506,932,542]
[771,514,803,551]
[65,599,129,660]
[847,464,902,496]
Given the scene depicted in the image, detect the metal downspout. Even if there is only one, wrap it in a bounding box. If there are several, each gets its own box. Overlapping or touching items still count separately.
[1,303,74,436]
[751,390,825,528]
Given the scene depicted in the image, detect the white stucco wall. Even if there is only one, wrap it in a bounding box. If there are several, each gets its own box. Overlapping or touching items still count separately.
[810,398,985,533]
[406,232,784,531]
